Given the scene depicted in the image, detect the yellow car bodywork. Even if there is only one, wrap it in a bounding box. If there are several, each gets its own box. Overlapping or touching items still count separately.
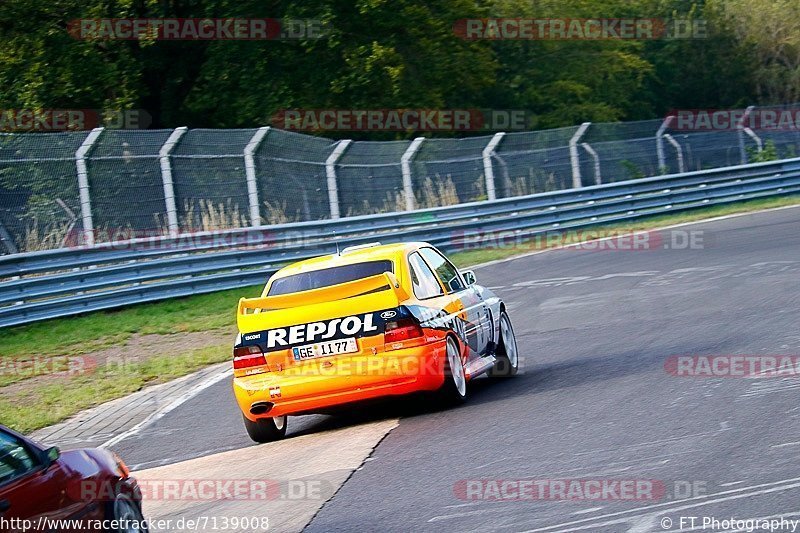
[232,242,502,421]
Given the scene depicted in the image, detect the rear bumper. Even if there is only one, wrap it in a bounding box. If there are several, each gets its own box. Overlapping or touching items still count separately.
[234,340,447,419]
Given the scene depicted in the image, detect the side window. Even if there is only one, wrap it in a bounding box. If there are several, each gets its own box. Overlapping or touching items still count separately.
[0,431,38,486]
[419,248,465,293]
[408,253,444,299]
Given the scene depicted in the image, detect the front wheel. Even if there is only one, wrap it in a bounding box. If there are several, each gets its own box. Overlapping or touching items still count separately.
[489,311,519,377]
[439,336,468,404]
[243,414,287,443]
[106,493,147,533]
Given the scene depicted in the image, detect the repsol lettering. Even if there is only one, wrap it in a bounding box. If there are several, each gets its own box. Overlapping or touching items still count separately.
[263,313,380,351]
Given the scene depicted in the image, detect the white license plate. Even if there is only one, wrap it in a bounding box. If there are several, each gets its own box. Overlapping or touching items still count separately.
[292,338,358,361]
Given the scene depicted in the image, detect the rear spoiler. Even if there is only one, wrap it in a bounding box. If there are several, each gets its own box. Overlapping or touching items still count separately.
[237,271,409,331]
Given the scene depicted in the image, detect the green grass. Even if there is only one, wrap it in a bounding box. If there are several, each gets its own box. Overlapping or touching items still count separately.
[0,344,230,433]
[0,285,262,359]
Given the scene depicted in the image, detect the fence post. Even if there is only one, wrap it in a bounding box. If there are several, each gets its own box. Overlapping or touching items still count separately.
[75,127,104,246]
[744,128,764,153]
[569,122,591,188]
[664,134,685,173]
[737,106,752,164]
[400,137,425,211]
[325,139,351,219]
[244,126,270,227]
[737,106,763,163]
[482,132,505,201]
[159,127,187,237]
[656,115,674,173]
[581,143,602,185]
[492,153,510,196]
[0,221,17,254]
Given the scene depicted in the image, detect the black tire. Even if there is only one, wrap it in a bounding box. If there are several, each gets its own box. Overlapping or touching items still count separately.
[439,336,468,404]
[243,414,288,443]
[106,492,147,533]
[488,311,519,377]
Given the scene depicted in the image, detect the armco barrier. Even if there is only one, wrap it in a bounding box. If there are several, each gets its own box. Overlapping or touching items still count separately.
[1,158,799,328]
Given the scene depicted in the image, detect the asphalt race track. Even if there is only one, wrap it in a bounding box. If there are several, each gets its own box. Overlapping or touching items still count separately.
[111,206,800,532]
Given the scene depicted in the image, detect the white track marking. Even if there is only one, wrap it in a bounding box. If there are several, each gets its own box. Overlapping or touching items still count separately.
[442,502,481,510]
[428,508,507,522]
[100,367,232,448]
[572,507,604,515]
[469,204,800,271]
[626,515,659,533]
[771,441,800,449]
[572,433,711,457]
[514,476,800,532]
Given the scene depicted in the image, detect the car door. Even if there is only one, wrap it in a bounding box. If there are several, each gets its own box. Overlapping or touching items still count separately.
[406,251,467,343]
[0,429,77,531]
[418,247,492,357]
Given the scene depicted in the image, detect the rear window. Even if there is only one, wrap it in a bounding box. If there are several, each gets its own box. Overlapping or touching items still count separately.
[268,260,393,296]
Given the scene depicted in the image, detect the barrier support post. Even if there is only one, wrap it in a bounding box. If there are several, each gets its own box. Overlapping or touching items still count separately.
[482,132,506,201]
[569,122,591,188]
[401,137,425,211]
[75,127,105,246]
[244,127,270,227]
[159,127,188,237]
[325,140,352,219]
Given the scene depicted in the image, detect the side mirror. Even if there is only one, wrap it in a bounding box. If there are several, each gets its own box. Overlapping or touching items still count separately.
[43,446,60,467]
[461,270,477,286]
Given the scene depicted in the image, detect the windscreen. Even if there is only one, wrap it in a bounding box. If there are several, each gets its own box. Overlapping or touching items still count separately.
[268,260,393,296]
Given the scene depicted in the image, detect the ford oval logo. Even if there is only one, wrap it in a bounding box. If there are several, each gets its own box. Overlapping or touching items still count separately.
[380,311,397,319]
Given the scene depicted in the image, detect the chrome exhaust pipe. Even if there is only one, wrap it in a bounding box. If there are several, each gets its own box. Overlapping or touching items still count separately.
[250,401,274,415]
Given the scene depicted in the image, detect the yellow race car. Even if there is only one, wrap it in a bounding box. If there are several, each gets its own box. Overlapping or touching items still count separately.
[232,242,518,442]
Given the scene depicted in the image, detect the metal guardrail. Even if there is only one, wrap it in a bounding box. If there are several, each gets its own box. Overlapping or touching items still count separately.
[1,157,799,328]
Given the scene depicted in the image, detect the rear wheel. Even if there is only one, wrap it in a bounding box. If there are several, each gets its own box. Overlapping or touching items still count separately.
[489,311,519,377]
[243,414,287,443]
[439,336,468,404]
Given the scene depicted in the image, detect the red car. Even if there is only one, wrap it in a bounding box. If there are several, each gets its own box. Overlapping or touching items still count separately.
[0,425,146,532]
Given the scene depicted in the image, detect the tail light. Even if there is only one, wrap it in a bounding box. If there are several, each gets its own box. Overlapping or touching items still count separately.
[384,317,424,344]
[234,345,268,372]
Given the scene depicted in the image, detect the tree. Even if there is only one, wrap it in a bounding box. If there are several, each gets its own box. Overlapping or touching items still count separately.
[485,0,655,127]
[708,0,800,104]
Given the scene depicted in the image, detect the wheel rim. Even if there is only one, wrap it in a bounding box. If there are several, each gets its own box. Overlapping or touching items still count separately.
[114,497,141,533]
[501,314,518,369]
[273,415,286,431]
[447,338,466,397]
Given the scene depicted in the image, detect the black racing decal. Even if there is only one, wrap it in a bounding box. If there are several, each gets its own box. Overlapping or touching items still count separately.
[407,304,468,344]
[238,310,395,353]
